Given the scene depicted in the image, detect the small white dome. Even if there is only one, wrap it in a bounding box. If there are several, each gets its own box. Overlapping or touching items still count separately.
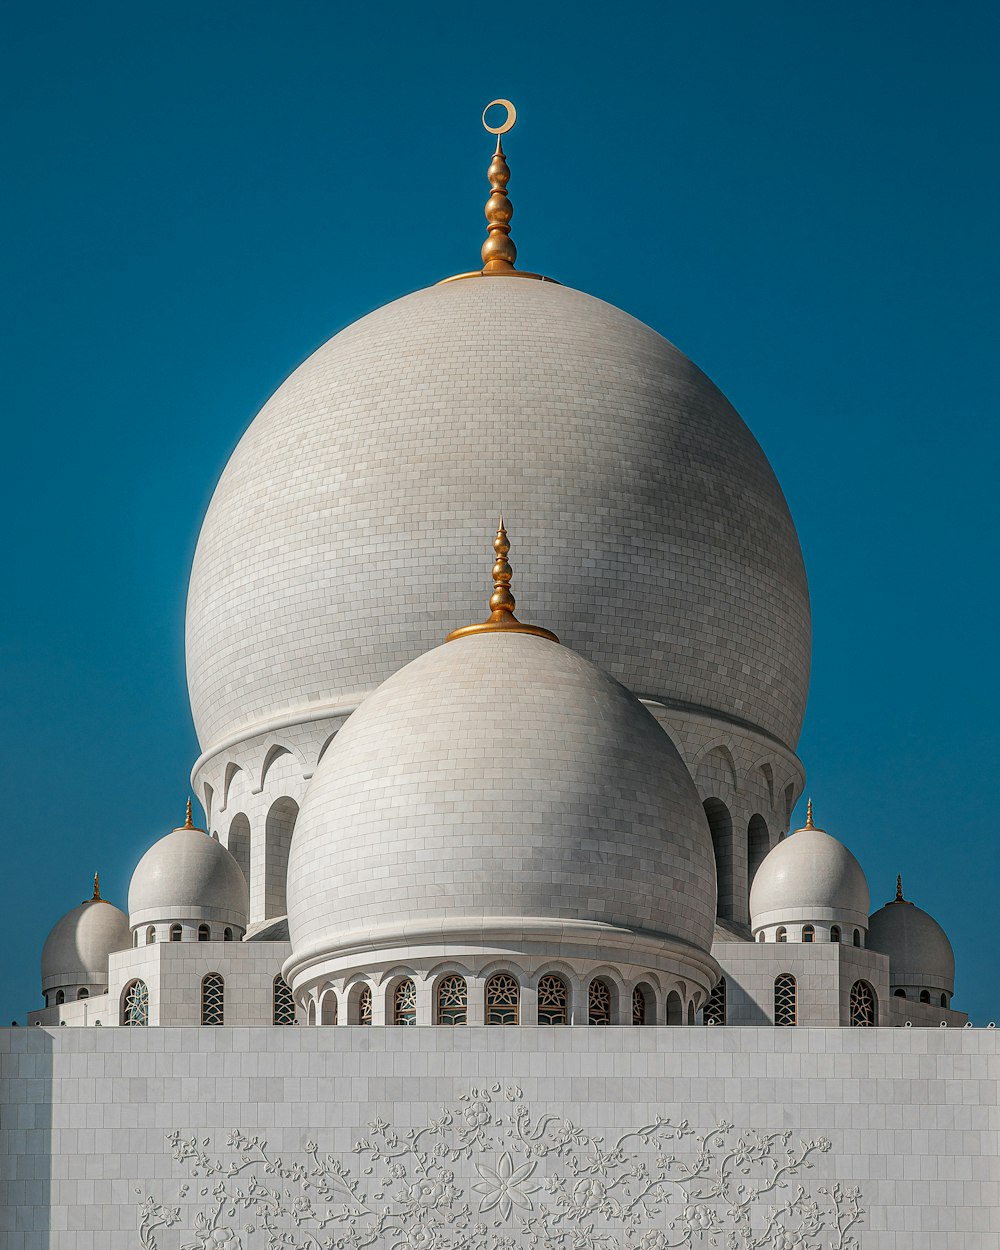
[749,813,870,935]
[128,819,249,931]
[41,884,129,995]
[867,886,955,995]
[285,629,719,993]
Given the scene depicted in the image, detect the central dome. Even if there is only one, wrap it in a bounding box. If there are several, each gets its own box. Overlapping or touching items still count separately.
[284,630,719,993]
[186,278,810,755]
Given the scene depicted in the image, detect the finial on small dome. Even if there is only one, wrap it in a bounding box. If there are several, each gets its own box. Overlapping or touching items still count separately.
[92,872,101,901]
[805,798,815,830]
[481,99,518,274]
[446,518,559,643]
[893,873,912,904]
[183,797,195,830]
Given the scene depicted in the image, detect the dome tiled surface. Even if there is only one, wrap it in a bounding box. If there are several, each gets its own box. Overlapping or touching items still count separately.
[868,899,955,992]
[41,898,130,994]
[286,632,718,969]
[128,825,249,928]
[749,826,871,930]
[187,278,810,754]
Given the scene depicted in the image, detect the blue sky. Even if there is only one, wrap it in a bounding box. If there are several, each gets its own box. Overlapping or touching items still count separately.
[3,2,998,1024]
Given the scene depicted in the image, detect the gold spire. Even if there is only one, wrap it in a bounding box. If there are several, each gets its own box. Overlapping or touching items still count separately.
[804,797,815,830]
[446,518,559,643]
[481,103,517,273]
[893,874,912,904]
[92,872,101,901]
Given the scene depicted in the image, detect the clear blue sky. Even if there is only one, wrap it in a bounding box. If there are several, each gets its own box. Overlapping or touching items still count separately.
[3,2,998,1025]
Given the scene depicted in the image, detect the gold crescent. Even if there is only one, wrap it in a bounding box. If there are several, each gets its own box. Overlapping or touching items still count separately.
[482,99,516,136]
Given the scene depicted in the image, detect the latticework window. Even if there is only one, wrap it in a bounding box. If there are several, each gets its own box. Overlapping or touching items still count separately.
[632,986,648,1025]
[850,980,876,1027]
[774,974,797,1026]
[537,974,567,1025]
[485,973,519,1025]
[201,973,224,1025]
[272,975,296,1025]
[123,979,149,1026]
[393,978,417,1025]
[588,979,612,1025]
[703,976,726,1026]
[358,985,373,1025]
[437,974,467,1025]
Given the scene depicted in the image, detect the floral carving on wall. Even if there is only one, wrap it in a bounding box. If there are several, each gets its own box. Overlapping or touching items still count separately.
[137,1083,863,1249]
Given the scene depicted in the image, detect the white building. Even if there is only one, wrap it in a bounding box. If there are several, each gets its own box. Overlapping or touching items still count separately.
[3,105,997,1249]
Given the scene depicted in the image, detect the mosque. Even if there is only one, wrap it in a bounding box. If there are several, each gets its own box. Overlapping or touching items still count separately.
[4,103,997,1249]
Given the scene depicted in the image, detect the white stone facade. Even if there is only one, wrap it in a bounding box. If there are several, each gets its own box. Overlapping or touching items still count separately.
[3,1027,998,1250]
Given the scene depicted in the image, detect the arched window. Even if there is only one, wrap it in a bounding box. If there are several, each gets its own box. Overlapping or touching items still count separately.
[703,977,726,1026]
[919,989,931,1004]
[802,924,815,943]
[774,974,797,1026]
[227,813,251,890]
[665,989,683,1025]
[170,924,182,942]
[485,973,519,1025]
[77,988,89,1000]
[893,988,906,998]
[940,993,948,1008]
[775,927,787,943]
[307,999,316,1026]
[537,974,568,1025]
[264,797,298,920]
[320,990,338,1025]
[853,929,861,947]
[122,979,149,1026]
[198,924,210,942]
[358,985,373,1025]
[224,927,233,942]
[393,978,417,1025]
[146,926,156,945]
[201,973,224,1026]
[850,980,876,1026]
[757,931,765,942]
[687,1001,696,1025]
[272,975,296,1026]
[830,925,841,943]
[588,979,612,1025]
[703,798,735,921]
[133,930,139,947]
[55,990,65,1006]
[634,986,653,1026]
[436,974,467,1025]
[747,814,770,894]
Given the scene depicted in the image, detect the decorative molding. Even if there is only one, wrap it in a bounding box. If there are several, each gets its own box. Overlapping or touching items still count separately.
[138,1084,863,1249]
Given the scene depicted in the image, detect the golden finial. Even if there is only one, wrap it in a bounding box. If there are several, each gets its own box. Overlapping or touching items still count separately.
[183,797,195,830]
[481,100,517,273]
[92,872,101,901]
[804,798,815,830]
[893,873,912,904]
[446,518,559,643]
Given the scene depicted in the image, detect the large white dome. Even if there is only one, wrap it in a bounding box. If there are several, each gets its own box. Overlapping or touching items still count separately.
[186,278,810,757]
[749,820,870,935]
[867,892,955,996]
[41,892,129,996]
[284,630,719,994]
[128,823,249,931]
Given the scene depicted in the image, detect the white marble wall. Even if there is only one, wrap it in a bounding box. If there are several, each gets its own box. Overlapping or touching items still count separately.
[1,1026,997,1249]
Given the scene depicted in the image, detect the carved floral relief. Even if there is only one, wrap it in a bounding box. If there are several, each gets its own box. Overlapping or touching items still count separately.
[138,1084,863,1249]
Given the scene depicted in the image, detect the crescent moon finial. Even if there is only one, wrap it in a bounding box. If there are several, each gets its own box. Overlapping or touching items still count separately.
[482,98,516,136]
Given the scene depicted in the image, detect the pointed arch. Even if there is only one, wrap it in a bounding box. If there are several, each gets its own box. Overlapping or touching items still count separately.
[259,744,293,791]
[264,797,298,919]
[703,798,735,922]
[747,814,770,893]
